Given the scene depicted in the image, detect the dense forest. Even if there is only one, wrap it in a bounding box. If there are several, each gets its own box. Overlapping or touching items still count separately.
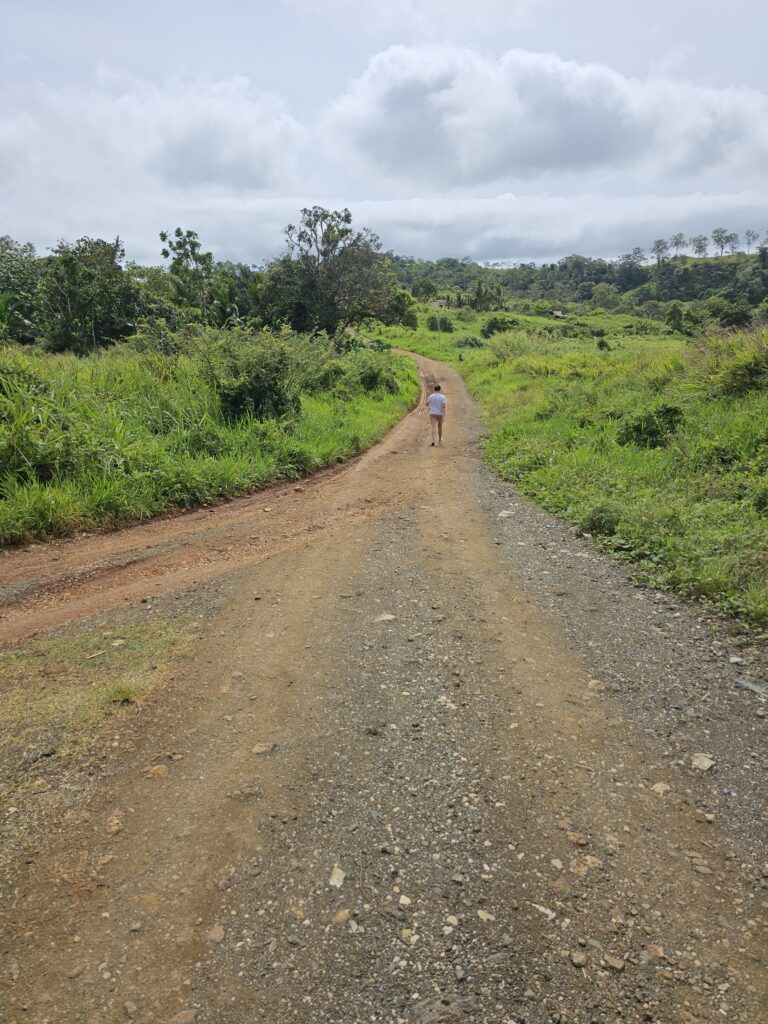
[391,231,768,332]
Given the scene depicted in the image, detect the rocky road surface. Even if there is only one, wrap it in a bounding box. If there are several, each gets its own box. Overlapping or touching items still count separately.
[0,354,766,1024]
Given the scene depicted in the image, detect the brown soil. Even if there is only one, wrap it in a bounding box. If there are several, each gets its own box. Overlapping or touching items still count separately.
[0,354,765,1024]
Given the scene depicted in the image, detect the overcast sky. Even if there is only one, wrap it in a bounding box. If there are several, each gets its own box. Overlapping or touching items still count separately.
[3,0,767,265]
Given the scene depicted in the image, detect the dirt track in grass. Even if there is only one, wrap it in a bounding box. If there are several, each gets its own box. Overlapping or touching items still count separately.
[1,354,765,1024]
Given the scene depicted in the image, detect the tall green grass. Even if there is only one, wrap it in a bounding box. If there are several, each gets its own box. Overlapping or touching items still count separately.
[377,310,768,627]
[0,335,419,545]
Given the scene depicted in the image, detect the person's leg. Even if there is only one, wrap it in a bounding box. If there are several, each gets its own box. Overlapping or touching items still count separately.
[437,416,443,444]
[430,415,437,445]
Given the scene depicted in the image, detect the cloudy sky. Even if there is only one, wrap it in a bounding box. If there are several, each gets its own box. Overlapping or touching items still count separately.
[3,0,767,264]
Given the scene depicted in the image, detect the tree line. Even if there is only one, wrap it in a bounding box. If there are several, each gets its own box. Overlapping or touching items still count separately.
[392,237,768,330]
[0,208,416,354]
[649,227,767,261]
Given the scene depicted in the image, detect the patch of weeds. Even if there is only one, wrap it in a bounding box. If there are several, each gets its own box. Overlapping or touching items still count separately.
[617,404,684,448]
[104,680,147,705]
[580,504,620,536]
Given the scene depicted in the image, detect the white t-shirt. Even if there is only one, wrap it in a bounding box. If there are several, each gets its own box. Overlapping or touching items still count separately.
[427,392,446,416]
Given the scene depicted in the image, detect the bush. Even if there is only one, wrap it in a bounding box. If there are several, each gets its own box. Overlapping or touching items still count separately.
[197,330,300,421]
[427,314,454,332]
[481,316,517,339]
[714,348,768,397]
[617,404,684,448]
[580,504,620,536]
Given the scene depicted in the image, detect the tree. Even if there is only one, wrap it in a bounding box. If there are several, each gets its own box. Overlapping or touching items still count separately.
[0,236,39,343]
[262,207,404,334]
[615,248,647,290]
[411,278,438,300]
[745,229,759,253]
[159,227,214,316]
[665,302,684,332]
[726,232,740,255]
[712,227,729,256]
[651,238,670,264]
[670,233,686,256]
[591,283,620,310]
[690,235,709,258]
[36,237,142,353]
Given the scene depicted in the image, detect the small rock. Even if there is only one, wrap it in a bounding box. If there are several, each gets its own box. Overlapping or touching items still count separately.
[329,866,346,889]
[206,925,225,944]
[130,921,142,933]
[333,909,350,925]
[691,753,715,771]
[454,965,466,981]
[477,910,495,922]
[251,742,277,755]
[587,679,606,691]
[124,1001,138,1018]
[399,895,412,906]
[604,954,625,972]
[729,655,746,665]
[570,950,588,967]
[652,782,671,796]
[375,613,396,623]
[168,1012,198,1024]
[646,944,665,959]
[567,832,588,846]
[66,965,86,979]
[446,915,459,927]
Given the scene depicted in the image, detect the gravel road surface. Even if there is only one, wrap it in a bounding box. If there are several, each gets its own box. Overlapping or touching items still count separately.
[1,355,765,1024]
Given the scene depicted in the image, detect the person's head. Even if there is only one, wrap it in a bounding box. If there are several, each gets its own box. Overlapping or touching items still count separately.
[433,384,441,391]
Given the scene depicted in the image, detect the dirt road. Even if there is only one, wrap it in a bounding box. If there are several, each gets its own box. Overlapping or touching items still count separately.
[1,354,766,1024]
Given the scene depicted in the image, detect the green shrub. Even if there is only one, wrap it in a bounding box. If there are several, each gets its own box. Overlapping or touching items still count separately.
[197,330,299,421]
[481,316,516,339]
[617,404,684,448]
[580,504,620,536]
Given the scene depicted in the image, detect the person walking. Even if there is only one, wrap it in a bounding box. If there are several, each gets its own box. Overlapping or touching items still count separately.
[425,383,446,446]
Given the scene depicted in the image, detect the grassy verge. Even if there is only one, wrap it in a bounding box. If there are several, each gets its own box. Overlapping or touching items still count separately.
[0,615,197,876]
[0,333,419,544]
[0,617,190,799]
[374,310,768,628]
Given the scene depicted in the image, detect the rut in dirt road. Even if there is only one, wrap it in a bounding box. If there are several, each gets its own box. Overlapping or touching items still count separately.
[1,355,766,1024]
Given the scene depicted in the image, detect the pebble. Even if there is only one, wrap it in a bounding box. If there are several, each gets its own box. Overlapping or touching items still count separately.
[691,753,715,771]
[168,1012,198,1024]
[329,866,346,889]
[570,950,588,967]
[252,742,277,755]
[206,925,225,944]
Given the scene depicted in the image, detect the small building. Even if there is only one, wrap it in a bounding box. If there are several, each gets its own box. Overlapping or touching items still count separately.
[549,310,567,319]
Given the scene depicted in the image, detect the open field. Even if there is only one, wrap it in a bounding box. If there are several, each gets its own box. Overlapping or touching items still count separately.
[375,310,768,625]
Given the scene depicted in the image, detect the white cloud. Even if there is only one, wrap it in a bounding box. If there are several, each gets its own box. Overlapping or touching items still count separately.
[0,74,302,196]
[327,45,768,188]
[1,42,767,264]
